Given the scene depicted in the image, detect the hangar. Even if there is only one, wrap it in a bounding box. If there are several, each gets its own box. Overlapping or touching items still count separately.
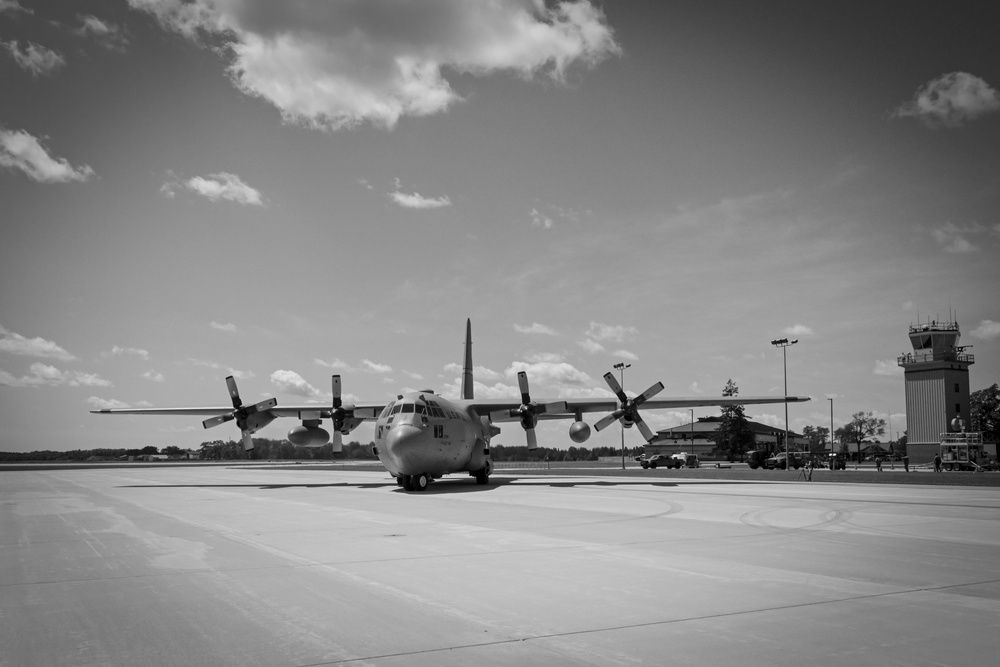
[645,416,805,461]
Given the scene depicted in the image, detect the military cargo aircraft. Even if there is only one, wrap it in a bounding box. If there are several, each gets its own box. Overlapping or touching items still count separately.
[92,320,809,491]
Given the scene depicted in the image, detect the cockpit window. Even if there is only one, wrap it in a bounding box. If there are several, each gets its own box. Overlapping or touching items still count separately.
[401,403,414,413]
[391,404,402,415]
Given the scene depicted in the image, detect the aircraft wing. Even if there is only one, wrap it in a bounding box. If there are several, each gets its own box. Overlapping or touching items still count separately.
[90,404,385,420]
[474,395,810,422]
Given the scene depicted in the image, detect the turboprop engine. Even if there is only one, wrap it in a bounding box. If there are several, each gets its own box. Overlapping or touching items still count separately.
[287,420,330,447]
[569,420,591,443]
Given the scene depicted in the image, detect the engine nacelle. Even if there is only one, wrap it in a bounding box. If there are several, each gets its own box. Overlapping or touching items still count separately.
[287,425,330,447]
[569,420,591,443]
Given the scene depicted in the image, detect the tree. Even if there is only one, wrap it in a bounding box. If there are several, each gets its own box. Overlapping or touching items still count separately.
[971,384,1000,444]
[801,425,830,453]
[841,411,886,468]
[710,379,755,462]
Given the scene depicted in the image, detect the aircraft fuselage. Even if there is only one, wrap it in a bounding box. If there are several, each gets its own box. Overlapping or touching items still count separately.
[373,391,491,482]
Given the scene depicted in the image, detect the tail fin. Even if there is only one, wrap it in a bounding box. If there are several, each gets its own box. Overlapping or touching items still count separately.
[461,318,474,400]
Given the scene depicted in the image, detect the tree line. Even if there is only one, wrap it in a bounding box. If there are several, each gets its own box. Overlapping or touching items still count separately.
[0,439,640,463]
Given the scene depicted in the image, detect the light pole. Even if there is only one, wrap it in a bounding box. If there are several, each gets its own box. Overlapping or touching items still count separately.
[614,362,631,470]
[771,338,798,468]
[828,397,834,459]
[689,408,694,459]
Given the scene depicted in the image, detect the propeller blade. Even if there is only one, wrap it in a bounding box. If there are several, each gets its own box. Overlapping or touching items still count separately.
[241,431,254,451]
[594,410,622,432]
[634,414,655,442]
[603,372,627,402]
[202,413,234,429]
[250,398,277,413]
[331,429,343,452]
[635,382,665,406]
[226,376,242,410]
[526,427,538,450]
[332,375,342,409]
[517,371,530,405]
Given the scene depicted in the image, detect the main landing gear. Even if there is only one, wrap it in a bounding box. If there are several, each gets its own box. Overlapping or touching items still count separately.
[397,473,431,492]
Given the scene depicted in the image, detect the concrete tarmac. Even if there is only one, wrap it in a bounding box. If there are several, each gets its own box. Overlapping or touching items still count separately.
[3,465,999,666]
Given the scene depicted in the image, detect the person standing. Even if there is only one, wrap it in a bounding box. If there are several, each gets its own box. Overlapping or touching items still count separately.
[934,452,942,472]
[903,455,909,472]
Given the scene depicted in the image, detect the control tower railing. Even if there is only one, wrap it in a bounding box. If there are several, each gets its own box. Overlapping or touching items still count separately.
[898,351,975,365]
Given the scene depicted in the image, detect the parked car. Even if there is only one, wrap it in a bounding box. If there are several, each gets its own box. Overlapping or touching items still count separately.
[639,454,682,469]
[673,452,700,468]
[764,452,804,470]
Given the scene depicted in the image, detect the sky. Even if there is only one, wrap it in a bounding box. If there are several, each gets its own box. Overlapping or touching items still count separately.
[2,0,999,454]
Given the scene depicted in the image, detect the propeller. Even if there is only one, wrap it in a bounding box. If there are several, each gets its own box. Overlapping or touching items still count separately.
[328,375,355,452]
[593,371,664,443]
[492,371,567,449]
[202,376,277,451]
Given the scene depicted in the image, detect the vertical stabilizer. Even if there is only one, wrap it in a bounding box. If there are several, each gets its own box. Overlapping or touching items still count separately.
[461,318,474,400]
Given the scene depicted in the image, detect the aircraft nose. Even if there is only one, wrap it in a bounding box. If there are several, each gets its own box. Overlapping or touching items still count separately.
[383,424,428,472]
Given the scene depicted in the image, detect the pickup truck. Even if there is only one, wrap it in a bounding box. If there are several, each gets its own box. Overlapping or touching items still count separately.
[764,452,805,470]
[639,453,699,469]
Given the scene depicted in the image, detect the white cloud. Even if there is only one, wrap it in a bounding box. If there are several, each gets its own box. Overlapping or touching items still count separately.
[506,360,609,398]
[390,190,451,209]
[0,325,75,360]
[107,345,150,361]
[892,72,1000,128]
[270,369,324,399]
[74,14,129,51]
[931,222,986,253]
[1,40,65,76]
[0,1,32,15]
[210,321,238,333]
[87,396,132,410]
[163,172,263,205]
[611,349,638,361]
[586,321,638,343]
[0,127,95,183]
[970,320,1000,342]
[514,322,557,336]
[0,362,111,388]
[529,208,553,229]
[578,338,605,354]
[361,359,393,374]
[130,0,620,131]
[141,370,165,382]
[873,359,903,378]
[314,357,352,371]
[782,324,814,337]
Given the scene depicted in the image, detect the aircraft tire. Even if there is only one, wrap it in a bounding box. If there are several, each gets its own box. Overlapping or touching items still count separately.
[412,473,430,491]
[474,468,489,485]
[402,475,415,491]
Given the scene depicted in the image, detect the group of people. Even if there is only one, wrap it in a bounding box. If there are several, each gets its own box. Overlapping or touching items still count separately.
[873,455,910,472]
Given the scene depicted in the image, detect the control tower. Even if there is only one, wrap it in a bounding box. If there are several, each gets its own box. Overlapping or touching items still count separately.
[897,319,975,463]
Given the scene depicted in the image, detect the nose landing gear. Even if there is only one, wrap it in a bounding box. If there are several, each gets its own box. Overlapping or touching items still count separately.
[398,473,431,491]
